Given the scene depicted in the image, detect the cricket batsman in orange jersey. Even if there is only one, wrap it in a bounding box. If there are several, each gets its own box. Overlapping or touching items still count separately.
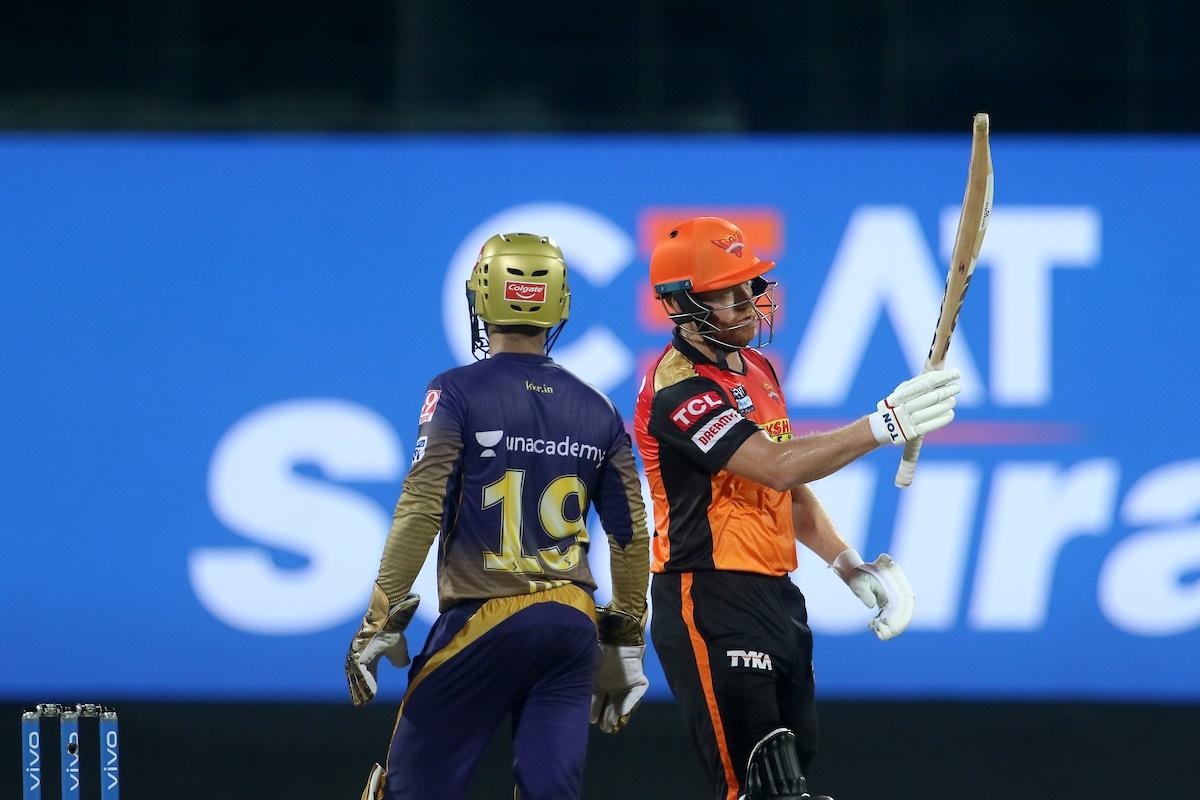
[635,217,961,800]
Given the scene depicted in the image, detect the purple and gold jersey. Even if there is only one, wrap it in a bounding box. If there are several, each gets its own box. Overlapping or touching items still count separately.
[392,352,646,612]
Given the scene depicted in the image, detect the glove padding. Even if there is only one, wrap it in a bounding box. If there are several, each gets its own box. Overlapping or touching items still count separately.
[345,586,420,707]
[832,550,915,641]
[590,644,648,733]
[869,369,961,445]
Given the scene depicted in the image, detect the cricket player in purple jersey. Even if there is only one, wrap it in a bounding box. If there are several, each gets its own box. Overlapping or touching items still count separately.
[346,233,651,800]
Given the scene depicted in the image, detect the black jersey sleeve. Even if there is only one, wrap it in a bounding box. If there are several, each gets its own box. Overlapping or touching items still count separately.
[646,376,761,474]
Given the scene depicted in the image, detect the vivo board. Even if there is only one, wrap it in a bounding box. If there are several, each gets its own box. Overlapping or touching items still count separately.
[2,136,1197,702]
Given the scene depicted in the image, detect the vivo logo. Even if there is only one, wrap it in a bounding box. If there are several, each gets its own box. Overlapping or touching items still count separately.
[65,730,80,792]
[25,731,40,791]
[104,729,120,789]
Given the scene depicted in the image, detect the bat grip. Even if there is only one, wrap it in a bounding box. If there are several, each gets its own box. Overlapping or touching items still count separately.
[895,435,924,488]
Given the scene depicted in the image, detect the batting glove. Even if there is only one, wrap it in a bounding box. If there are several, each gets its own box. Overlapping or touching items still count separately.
[868,369,961,445]
[832,549,915,641]
[345,586,420,707]
[591,643,649,733]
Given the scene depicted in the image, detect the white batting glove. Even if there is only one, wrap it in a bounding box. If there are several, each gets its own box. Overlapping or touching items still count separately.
[591,644,648,733]
[868,369,961,445]
[832,549,915,641]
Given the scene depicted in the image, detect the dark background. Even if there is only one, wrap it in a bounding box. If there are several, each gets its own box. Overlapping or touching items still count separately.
[6,2,1199,798]
[4,701,1198,799]
[2,0,1198,132]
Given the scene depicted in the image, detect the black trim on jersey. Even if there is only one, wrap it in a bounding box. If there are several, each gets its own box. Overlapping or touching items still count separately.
[647,377,760,475]
[657,435,717,571]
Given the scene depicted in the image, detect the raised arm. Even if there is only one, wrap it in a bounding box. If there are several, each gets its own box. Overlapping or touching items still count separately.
[725,369,962,491]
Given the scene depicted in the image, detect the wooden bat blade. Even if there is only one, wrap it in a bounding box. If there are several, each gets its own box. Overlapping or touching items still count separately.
[896,113,993,488]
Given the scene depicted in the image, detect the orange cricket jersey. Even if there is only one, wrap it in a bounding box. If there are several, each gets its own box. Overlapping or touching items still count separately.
[634,333,796,575]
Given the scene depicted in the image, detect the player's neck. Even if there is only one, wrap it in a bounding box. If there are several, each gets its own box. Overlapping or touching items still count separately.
[488,332,548,356]
[679,329,744,372]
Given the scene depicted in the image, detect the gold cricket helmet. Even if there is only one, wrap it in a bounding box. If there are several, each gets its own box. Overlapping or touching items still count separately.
[466,233,571,327]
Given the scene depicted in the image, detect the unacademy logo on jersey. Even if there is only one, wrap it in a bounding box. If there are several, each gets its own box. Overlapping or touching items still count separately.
[506,433,606,467]
[476,430,503,457]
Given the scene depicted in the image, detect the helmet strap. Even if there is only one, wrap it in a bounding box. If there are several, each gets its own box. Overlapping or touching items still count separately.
[544,319,568,355]
[468,304,490,361]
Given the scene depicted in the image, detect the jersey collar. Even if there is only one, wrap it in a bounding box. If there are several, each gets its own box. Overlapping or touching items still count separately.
[490,352,552,363]
[672,330,747,375]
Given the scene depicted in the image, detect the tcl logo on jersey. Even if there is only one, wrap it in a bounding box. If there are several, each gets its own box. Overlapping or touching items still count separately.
[503,281,547,302]
[418,390,441,424]
[671,392,724,430]
[692,408,743,453]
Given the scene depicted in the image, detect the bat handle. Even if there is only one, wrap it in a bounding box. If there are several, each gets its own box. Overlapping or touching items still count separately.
[895,435,924,488]
[896,357,942,488]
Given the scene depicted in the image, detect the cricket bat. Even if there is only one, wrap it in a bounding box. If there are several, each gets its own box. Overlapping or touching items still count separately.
[895,113,994,488]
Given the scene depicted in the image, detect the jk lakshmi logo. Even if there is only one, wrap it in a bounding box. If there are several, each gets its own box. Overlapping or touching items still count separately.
[761,417,793,442]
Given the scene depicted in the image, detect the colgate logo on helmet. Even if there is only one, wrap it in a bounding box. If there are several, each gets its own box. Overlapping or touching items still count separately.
[504,281,548,302]
[711,231,745,258]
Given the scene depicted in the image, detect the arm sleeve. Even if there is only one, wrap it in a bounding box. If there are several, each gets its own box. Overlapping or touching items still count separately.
[646,376,761,474]
[593,420,650,628]
[374,378,465,602]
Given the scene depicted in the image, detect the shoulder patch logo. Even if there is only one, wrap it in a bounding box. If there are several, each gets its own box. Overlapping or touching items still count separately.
[731,384,755,414]
[670,392,724,430]
[761,417,792,442]
[691,408,742,453]
[411,436,428,464]
[418,389,442,424]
